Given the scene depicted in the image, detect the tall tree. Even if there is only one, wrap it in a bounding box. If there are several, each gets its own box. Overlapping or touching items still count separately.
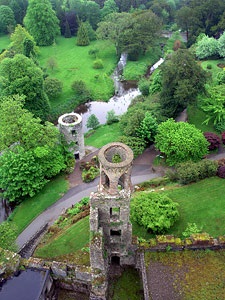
[9,0,28,24]
[76,21,90,46]
[0,54,50,120]
[101,0,118,20]
[24,0,60,46]
[160,49,207,118]
[0,5,15,33]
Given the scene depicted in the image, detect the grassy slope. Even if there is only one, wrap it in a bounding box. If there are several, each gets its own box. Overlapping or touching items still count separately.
[132,177,225,239]
[85,123,122,148]
[35,216,90,259]
[10,175,68,235]
[38,37,117,107]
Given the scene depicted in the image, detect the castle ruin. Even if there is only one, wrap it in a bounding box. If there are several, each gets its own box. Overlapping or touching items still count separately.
[58,112,85,160]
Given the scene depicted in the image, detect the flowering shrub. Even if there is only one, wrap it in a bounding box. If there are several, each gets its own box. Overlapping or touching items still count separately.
[217,165,225,178]
[203,132,221,150]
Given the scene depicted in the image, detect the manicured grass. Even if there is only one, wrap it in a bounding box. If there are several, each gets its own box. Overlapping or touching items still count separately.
[200,59,223,83]
[123,45,162,80]
[85,123,122,148]
[38,37,117,107]
[0,34,10,52]
[133,177,225,239]
[187,104,218,133]
[10,175,68,235]
[108,267,143,300]
[35,216,90,259]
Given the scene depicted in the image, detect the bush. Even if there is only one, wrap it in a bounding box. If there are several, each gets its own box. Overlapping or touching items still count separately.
[82,166,99,182]
[93,59,104,69]
[71,80,91,103]
[216,70,225,85]
[138,78,150,96]
[176,160,218,184]
[204,132,221,150]
[131,192,179,234]
[118,136,146,158]
[217,165,225,178]
[182,223,202,238]
[44,77,63,99]
[221,131,225,144]
[206,64,212,69]
[106,110,119,125]
[87,114,100,130]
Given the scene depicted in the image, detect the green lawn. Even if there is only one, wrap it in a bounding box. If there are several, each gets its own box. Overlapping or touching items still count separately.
[10,175,68,235]
[187,104,218,133]
[133,177,225,239]
[201,59,223,83]
[0,34,10,52]
[85,123,122,148]
[35,216,90,259]
[38,37,117,107]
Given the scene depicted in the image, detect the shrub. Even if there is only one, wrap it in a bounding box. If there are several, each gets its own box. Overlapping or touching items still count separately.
[176,160,218,184]
[217,165,225,178]
[138,78,150,96]
[71,80,91,103]
[106,110,119,125]
[221,131,225,144]
[93,59,104,69]
[182,223,202,238]
[118,136,146,158]
[131,192,179,234]
[82,166,99,183]
[203,132,220,150]
[87,114,100,130]
[88,48,99,58]
[44,77,63,99]
[206,64,212,69]
[216,70,225,85]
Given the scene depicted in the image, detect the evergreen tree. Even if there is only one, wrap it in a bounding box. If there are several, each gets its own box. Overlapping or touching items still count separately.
[24,0,60,46]
[64,19,72,38]
[76,22,90,46]
[0,5,16,33]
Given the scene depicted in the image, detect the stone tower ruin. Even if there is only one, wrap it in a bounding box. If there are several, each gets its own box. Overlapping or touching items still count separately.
[58,112,85,159]
[89,142,135,300]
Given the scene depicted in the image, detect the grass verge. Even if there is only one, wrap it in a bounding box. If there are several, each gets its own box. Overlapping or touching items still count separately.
[9,175,68,235]
[85,122,122,148]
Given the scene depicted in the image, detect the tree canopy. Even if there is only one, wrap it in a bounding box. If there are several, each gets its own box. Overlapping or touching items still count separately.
[0,54,50,120]
[0,5,15,33]
[24,0,60,46]
[155,119,209,166]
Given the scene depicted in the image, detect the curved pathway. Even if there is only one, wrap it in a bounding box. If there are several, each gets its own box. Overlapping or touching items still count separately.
[16,146,163,250]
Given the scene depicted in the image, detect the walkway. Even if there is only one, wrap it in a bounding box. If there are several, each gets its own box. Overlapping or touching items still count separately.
[16,145,163,250]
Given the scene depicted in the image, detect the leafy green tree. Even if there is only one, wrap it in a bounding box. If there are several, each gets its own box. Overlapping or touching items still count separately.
[76,22,90,46]
[155,119,209,166]
[24,0,60,46]
[0,5,15,33]
[0,221,18,251]
[0,146,48,201]
[0,54,50,120]
[195,35,218,59]
[44,77,63,99]
[101,0,118,20]
[9,24,38,56]
[64,19,72,38]
[120,106,145,137]
[71,80,91,103]
[218,31,225,58]
[87,114,100,130]
[136,111,158,143]
[201,85,225,131]
[0,96,68,201]
[131,192,179,233]
[106,109,119,125]
[160,49,207,118]
[118,136,146,158]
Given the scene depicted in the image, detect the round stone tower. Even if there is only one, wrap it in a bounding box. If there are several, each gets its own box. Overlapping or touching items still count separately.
[58,112,85,159]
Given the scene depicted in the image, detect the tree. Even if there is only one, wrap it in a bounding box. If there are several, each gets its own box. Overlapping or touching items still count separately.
[44,77,63,99]
[0,95,68,201]
[218,31,225,58]
[9,24,38,57]
[87,114,100,130]
[195,35,218,59]
[8,0,28,25]
[131,192,179,234]
[101,0,118,20]
[76,22,90,46]
[0,54,50,120]
[64,19,72,38]
[155,119,209,166]
[160,49,207,118]
[0,5,15,33]
[24,0,60,46]
[136,111,158,143]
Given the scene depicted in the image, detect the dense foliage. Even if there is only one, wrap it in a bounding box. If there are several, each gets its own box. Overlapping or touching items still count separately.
[87,114,100,130]
[0,221,17,251]
[155,119,209,166]
[203,132,221,150]
[131,192,179,233]
[24,0,60,46]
